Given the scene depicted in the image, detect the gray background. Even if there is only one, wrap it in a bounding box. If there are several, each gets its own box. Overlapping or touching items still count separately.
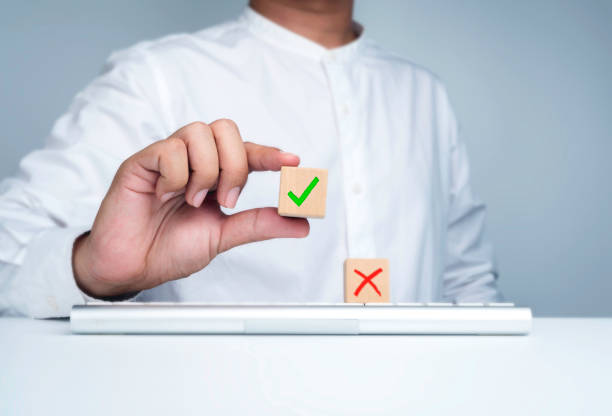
[1,0,610,315]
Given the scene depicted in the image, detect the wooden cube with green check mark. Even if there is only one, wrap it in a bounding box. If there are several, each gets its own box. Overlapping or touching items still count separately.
[278,167,328,218]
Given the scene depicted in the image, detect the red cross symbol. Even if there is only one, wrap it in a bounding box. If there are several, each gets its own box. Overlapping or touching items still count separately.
[353,268,383,297]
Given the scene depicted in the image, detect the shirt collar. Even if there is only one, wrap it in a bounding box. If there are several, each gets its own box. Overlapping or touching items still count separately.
[240,6,364,62]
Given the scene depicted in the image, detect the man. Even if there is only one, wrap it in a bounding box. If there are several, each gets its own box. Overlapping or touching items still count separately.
[0,0,501,317]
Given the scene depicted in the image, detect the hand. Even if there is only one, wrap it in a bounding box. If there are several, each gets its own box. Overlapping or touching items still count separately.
[72,120,309,297]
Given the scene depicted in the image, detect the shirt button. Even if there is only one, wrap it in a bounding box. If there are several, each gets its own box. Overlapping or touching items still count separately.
[340,103,350,116]
[352,183,362,194]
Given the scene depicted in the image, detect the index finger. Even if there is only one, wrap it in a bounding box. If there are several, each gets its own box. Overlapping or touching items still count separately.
[244,142,300,172]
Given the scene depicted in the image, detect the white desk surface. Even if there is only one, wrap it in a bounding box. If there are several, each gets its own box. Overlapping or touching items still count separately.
[1,317,610,415]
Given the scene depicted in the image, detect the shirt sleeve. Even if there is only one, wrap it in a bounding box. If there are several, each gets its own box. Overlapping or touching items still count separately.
[437,85,503,303]
[0,47,169,317]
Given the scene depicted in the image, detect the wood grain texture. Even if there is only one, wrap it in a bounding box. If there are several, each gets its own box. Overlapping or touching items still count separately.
[278,166,328,218]
[344,258,390,303]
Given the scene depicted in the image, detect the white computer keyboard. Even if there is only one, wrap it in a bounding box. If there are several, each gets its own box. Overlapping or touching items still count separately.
[71,302,532,335]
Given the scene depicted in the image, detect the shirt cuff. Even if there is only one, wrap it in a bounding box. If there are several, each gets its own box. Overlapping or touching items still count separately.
[19,226,139,318]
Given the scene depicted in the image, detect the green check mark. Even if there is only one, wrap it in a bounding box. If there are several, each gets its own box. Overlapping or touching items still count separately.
[288,176,319,207]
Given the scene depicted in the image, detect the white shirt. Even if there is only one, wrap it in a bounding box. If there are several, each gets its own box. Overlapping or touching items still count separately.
[0,7,501,317]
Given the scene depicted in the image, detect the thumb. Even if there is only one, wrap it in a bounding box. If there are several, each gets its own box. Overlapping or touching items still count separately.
[217,207,309,253]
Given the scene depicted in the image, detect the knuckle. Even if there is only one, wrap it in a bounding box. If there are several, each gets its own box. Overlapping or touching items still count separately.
[116,153,142,178]
[165,137,185,153]
[212,118,238,134]
[185,121,212,137]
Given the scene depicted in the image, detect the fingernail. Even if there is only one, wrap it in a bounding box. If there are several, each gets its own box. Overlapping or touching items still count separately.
[192,189,208,208]
[280,151,298,158]
[161,191,179,203]
[224,186,241,209]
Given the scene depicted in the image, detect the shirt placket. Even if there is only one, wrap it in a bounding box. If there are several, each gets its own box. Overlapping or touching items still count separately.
[323,52,376,259]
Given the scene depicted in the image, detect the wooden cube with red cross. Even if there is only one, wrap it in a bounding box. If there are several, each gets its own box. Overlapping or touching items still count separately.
[344,258,390,303]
